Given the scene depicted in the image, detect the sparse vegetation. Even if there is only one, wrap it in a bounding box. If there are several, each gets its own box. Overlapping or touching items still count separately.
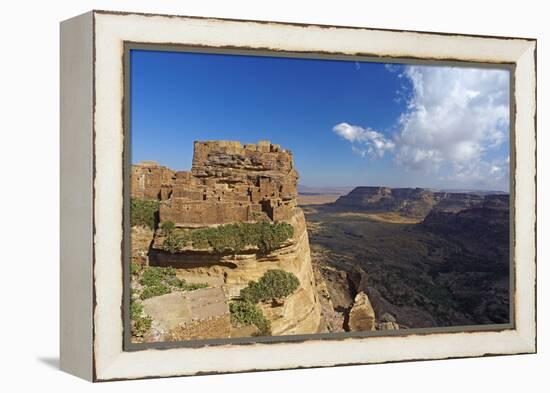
[229,301,271,336]
[255,221,295,254]
[130,262,142,276]
[163,232,186,253]
[139,266,176,287]
[137,266,208,300]
[130,265,209,338]
[251,211,269,221]
[140,283,171,300]
[228,269,299,336]
[131,198,159,229]
[132,314,153,337]
[130,297,144,320]
[160,220,175,235]
[162,221,294,255]
[240,269,300,304]
[130,292,152,337]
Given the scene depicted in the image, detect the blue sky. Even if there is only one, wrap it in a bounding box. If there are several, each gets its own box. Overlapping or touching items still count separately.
[131,49,510,191]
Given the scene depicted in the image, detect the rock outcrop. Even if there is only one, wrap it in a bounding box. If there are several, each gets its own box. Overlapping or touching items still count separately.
[143,288,231,340]
[131,141,322,338]
[347,292,376,331]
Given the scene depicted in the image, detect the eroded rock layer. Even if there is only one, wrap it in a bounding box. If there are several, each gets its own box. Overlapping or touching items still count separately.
[131,141,322,338]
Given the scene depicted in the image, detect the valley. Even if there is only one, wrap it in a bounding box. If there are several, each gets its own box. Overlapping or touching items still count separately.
[302,188,510,329]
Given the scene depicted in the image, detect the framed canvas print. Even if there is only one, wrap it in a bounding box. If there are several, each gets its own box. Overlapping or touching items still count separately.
[60,10,537,381]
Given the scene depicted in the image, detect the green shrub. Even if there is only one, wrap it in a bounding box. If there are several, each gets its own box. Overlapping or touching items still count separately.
[209,224,246,254]
[140,284,171,300]
[162,222,294,255]
[139,266,176,287]
[183,282,209,291]
[132,315,152,337]
[240,269,300,304]
[254,222,294,254]
[160,220,175,235]
[163,233,186,253]
[137,266,208,299]
[130,297,152,337]
[251,211,268,221]
[130,199,159,229]
[130,298,144,320]
[190,229,211,249]
[229,301,271,336]
[130,262,142,276]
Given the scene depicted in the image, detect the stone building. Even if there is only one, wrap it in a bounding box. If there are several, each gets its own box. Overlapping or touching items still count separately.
[131,140,299,226]
[130,160,175,200]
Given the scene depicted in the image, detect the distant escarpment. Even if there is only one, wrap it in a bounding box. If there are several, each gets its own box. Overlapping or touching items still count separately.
[130,141,322,341]
[423,194,509,237]
[333,186,503,218]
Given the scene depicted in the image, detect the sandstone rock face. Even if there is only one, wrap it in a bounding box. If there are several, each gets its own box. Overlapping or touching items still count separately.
[347,292,376,332]
[132,141,321,338]
[377,321,399,330]
[256,210,321,335]
[130,226,154,265]
[316,266,354,311]
[148,209,322,336]
[142,291,192,331]
[143,287,231,340]
[311,260,346,333]
[348,264,369,294]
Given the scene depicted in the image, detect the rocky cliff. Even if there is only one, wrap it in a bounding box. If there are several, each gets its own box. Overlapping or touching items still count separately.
[131,141,321,340]
[333,186,494,218]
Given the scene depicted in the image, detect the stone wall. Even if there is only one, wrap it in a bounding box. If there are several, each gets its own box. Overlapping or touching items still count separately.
[131,161,175,200]
[132,140,298,225]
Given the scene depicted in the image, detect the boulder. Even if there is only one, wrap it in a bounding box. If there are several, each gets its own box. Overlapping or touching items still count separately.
[378,321,399,330]
[142,287,230,337]
[347,291,376,331]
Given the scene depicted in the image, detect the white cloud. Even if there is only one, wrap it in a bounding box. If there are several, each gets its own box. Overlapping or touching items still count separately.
[394,65,510,176]
[332,122,395,158]
[332,65,510,189]
[384,63,401,73]
[442,156,510,189]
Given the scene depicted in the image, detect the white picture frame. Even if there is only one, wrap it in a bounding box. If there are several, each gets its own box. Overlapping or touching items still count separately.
[60,10,536,381]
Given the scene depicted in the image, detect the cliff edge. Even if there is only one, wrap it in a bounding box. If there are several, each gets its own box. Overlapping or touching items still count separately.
[131,140,322,340]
